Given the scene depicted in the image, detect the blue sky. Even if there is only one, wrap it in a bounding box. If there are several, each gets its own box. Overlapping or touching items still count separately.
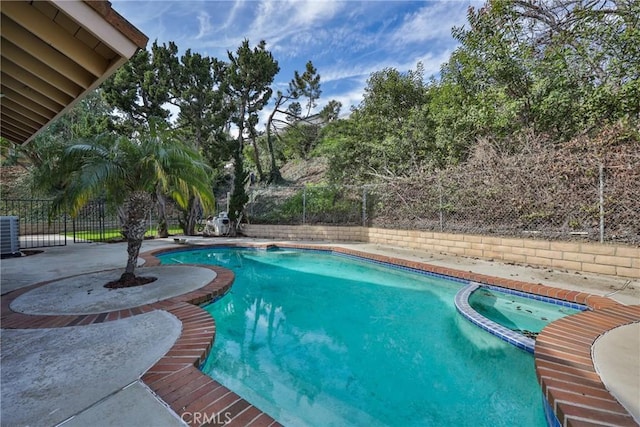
[112,0,480,115]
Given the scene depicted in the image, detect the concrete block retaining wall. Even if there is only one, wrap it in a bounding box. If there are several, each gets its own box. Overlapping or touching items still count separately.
[242,224,639,279]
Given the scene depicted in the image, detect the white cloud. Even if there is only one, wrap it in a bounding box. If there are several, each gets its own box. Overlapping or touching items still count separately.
[221,0,246,30]
[290,0,344,25]
[243,0,346,53]
[196,11,213,39]
[321,63,373,85]
[391,1,473,44]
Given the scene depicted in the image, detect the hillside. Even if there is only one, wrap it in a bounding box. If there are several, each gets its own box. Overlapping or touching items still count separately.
[1,166,33,199]
[278,157,328,186]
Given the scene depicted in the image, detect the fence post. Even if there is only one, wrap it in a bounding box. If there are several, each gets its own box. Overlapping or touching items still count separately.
[63,209,67,246]
[438,175,444,232]
[302,186,307,225]
[599,163,605,243]
[100,200,106,242]
[362,186,367,227]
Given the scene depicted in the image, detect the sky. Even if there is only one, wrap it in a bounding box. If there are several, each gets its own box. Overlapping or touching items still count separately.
[112,0,481,116]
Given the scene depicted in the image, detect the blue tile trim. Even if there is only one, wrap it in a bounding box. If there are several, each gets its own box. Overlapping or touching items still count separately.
[330,250,471,284]
[542,393,561,427]
[454,282,588,353]
[479,284,588,311]
[455,283,536,353]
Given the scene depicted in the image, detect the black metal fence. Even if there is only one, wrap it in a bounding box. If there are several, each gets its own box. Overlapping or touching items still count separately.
[72,200,118,243]
[0,197,231,252]
[1,199,128,248]
[0,199,190,249]
[0,199,67,249]
[68,200,181,242]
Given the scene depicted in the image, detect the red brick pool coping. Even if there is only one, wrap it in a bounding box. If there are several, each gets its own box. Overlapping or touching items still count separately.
[2,242,638,426]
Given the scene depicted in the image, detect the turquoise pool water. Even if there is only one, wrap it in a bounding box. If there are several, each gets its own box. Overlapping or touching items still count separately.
[468,288,583,336]
[160,248,547,426]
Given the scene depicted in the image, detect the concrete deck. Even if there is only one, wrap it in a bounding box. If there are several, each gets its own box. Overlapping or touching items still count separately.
[593,322,640,421]
[1,237,638,426]
[2,311,183,426]
[10,265,215,315]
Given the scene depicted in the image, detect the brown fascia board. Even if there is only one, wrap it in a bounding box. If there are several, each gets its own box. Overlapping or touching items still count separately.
[83,0,149,49]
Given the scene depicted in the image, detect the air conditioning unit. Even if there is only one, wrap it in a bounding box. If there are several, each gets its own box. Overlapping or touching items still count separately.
[0,216,20,257]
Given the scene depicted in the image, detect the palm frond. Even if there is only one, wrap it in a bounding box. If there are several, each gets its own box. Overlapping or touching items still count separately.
[42,124,214,221]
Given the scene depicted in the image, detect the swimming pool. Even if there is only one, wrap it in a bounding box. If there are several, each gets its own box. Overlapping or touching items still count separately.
[160,247,551,426]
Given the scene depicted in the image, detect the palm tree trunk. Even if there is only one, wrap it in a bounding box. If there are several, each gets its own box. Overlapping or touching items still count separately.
[186,196,201,236]
[156,187,169,238]
[123,237,143,279]
[120,191,152,280]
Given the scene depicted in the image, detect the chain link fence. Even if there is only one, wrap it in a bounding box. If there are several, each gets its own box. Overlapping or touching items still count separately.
[247,185,363,226]
[246,159,640,244]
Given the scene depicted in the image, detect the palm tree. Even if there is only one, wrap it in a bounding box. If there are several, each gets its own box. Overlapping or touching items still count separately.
[47,122,214,284]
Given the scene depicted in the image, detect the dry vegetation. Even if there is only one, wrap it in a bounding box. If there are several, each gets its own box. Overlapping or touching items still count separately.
[370,126,640,243]
[246,125,639,244]
[1,166,33,199]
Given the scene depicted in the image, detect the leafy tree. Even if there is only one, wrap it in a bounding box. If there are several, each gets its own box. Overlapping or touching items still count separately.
[434,1,534,152]
[225,39,280,220]
[173,49,231,234]
[101,40,179,130]
[520,0,640,129]
[101,40,177,123]
[439,0,640,145]
[2,90,113,201]
[3,90,111,171]
[101,40,181,236]
[41,122,214,283]
[326,65,428,182]
[319,100,342,123]
[426,77,485,164]
[277,99,341,161]
[322,119,368,183]
[278,122,321,160]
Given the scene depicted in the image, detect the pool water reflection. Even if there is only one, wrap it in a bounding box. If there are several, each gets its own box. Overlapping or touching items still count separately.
[160,248,547,427]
